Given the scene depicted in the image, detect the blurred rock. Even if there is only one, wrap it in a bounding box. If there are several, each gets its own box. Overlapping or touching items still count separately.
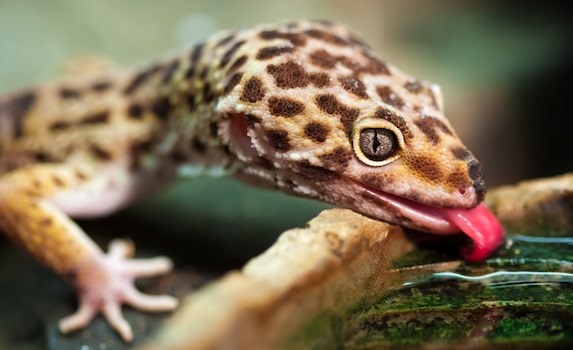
[139,209,415,349]
[486,173,573,235]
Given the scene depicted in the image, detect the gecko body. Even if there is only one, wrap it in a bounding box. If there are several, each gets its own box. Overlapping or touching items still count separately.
[0,21,502,341]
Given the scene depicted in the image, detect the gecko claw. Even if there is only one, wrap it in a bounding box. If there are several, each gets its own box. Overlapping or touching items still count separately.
[58,239,178,342]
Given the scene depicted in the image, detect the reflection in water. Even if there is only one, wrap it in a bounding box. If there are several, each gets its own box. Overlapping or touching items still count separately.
[405,270,573,288]
[511,234,573,245]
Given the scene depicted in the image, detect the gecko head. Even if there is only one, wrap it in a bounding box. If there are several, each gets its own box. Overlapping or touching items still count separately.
[215,20,488,236]
[216,20,502,260]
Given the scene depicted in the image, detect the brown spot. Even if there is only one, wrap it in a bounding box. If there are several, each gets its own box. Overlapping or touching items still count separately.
[361,50,390,75]
[340,76,368,98]
[309,49,338,69]
[339,56,361,72]
[184,65,196,80]
[91,145,112,161]
[414,117,451,145]
[74,170,89,181]
[191,139,206,153]
[80,111,109,125]
[267,61,310,89]
[304,122,328,143]
[359,173,393,189]
[33,152,50,162]
[259,30,306,46]
[448,171,470,189]
[429,90,441,110]
[304,29,348,46]
[185,45,203,79]
[151,98,171,119]
[228,55,248,72]
[268,96,304,117]
[374,108,411,139]
[123,64,161,95]
[259,30,280,40]
[407,155,442,182]
[376,86,405,109]
[320,147,352,169]
[315,94,359,133]
[39,217,53,227]
[265,130,290,152]
[129,140,153,170]
[199,67,209,81]
[240,77,265,103]
[404,80,423,93]
[3,91,36,137]
[187,94,196,111]
[170,150,186,163]
[219,40,245,68]
[310,73,330,88]
[161,60,180,83]
[297,161,340,181]
[209,121,218,137]
[215,34,235,47]
[51,174,65,187]
[224,72,243,95]
[452,147,471,161]
[256,45,294,60]
[190,43,204,64]
[91,80,112,92]
[127,103,145,119]
[246,113,261,125]
[202,83,216,104]
[59,87,81,99]
[49,121,71,132]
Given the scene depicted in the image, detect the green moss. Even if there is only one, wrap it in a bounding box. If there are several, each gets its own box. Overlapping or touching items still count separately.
[488,305,573,343]
[287,275,573,348]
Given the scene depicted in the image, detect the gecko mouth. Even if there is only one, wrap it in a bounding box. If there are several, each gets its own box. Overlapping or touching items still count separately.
[353,180,504,261]
[355,181,458,233]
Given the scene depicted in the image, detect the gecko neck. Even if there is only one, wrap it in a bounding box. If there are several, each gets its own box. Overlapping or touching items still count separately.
[122,31,249,179]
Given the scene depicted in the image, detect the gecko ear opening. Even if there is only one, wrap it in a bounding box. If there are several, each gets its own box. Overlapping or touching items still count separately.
[228,113,259,159]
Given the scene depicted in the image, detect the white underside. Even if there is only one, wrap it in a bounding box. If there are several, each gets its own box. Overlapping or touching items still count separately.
[48,160,177,218]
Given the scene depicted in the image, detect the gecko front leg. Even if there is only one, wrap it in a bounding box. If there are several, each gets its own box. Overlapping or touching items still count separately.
[0,164,178,342]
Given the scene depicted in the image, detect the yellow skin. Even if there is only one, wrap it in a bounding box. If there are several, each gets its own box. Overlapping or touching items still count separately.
[0,21,487,341]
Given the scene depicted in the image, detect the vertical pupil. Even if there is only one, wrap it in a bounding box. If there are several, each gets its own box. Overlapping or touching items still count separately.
[372,129,381,154]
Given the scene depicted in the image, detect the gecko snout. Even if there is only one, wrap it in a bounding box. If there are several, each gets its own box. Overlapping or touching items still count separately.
[467,160,486,202]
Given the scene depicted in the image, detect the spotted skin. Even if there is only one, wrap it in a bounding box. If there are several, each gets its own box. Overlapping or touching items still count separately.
[0,20,488,341]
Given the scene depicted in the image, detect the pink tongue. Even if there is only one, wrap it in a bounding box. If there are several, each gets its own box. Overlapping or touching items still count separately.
[440,203,504,262]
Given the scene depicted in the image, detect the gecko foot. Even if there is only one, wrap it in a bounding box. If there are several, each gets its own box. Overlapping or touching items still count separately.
[58,239,179,342]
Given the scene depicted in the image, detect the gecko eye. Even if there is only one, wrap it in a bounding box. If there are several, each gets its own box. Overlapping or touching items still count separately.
[352,118,404,167]
[359,128,398,161]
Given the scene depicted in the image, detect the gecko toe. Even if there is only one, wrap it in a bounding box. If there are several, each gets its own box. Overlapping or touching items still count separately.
[122,256,174,277]
[103,300,133,342]
[124,287,179,311]
[58,299,98,334]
